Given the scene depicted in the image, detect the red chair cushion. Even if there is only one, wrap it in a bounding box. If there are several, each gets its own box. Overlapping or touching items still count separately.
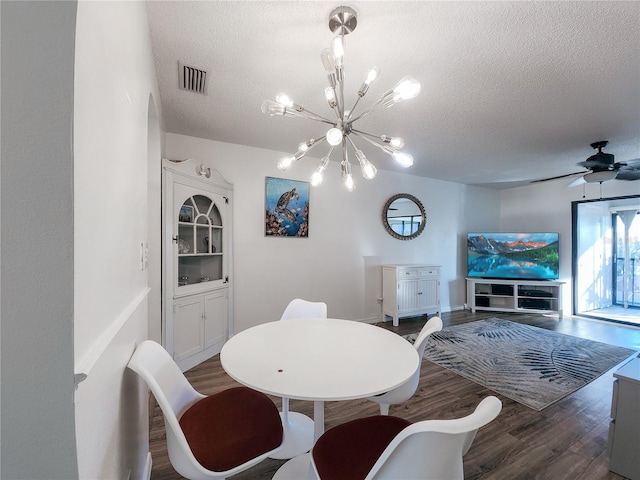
[312,415,412,480]
[179,386,283,472]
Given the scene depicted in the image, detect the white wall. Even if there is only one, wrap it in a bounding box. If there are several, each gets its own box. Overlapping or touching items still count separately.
[500,178,640,314]
[73,1,161,478]
[1,2,79,478]
[148,96,164,344]
[166,133,501,332]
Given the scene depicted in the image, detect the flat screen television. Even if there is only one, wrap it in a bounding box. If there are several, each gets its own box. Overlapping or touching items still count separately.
[467,232,559,280]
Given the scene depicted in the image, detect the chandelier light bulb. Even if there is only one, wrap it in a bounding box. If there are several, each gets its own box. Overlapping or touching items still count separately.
[381,135,404,148]
[261,99,286,116]
[321,48,337,88]
[344,174,355,191]
[332,35,346,69]
[393,76,421,101]
[341,166,355,191]
[355,150,377,179]
[392,151,414,167]
[365,67,380,85]
[321,48,335,73]
[310,170,324,187]
[326,127,343,146]
[358,66,380,97]
[311,156,331,186]
[275,93,294,107]
[277,155,295,170]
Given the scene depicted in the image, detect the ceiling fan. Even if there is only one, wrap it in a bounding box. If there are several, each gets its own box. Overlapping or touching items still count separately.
[533,141,640,186]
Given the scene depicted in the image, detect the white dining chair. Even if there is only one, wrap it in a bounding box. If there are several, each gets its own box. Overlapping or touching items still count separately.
[366,316,443,415]
[311,395,502,480]
[127,340,283,479]
[280,298,328,320]
[271,298,328,460]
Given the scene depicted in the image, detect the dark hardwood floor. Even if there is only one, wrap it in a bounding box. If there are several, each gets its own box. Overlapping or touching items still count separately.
[150,310,640,480]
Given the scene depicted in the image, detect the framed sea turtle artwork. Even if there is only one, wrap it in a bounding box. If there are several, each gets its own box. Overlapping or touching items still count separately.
[265,176,310,237]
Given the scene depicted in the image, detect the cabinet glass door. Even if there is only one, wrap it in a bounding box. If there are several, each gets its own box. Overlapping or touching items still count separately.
[174,183,227,294]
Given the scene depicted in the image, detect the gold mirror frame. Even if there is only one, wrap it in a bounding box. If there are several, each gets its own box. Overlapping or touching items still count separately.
[382,193,426,240]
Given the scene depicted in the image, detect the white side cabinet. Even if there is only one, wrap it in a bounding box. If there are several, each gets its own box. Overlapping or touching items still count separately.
[608,357,640,480]
[382,265,440,327]
[163,159,233,372]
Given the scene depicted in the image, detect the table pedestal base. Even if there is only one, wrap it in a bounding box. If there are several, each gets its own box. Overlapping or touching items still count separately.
[272,453,314,480]
[269,411,314,460]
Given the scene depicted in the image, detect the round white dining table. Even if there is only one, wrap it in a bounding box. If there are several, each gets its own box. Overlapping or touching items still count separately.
[220,318,419,477]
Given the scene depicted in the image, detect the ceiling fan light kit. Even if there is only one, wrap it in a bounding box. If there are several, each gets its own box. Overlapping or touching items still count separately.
[261,6,421,191]
[583,170,618,184]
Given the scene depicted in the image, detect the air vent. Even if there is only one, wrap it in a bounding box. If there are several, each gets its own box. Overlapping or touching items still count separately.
[178,62,208,94]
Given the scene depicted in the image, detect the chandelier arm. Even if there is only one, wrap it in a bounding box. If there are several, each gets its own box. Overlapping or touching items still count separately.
[348,97,385,123]
[295,111,337,126]
[297,108,336,124]
[351,128,382,141]
[342,137,348,163]
[336,75,345,119]
[290,135,328,163]
[350,130,387,151]
[352,129,404,149]
[345,134,357,151]
[308,135,329,150]
[346,96,363,120]
[325,145,335,158]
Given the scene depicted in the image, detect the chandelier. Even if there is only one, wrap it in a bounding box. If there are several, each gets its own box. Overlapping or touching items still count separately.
[261,6,421,191]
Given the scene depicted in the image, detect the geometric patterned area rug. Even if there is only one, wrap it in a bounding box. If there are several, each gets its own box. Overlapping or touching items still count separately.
[405,318,636,410]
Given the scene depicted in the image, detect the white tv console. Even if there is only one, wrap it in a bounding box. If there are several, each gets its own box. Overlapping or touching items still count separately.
[466,278,564,317]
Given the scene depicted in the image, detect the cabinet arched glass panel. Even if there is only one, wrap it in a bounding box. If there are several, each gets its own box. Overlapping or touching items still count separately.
[177,194,224,287]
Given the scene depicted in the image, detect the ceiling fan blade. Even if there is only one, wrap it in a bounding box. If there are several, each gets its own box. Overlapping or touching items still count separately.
[567,176,586,187]
[615,167,640,181]
[530,171,584,184]
[617,157,640,168]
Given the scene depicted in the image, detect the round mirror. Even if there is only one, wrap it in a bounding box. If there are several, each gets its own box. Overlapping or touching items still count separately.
[382,193,426,240]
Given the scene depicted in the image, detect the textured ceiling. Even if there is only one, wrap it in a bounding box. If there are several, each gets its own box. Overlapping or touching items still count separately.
[146,1,640,189]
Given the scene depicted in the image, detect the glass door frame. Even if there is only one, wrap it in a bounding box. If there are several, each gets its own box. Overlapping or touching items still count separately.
[571,194,640,324]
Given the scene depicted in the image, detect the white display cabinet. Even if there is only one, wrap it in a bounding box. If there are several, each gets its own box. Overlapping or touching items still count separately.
[382,265,441,327]
[163,159,233,371]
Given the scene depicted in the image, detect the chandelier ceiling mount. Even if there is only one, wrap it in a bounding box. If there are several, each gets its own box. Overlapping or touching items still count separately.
[261,5,421,191]
[328,6,358,35]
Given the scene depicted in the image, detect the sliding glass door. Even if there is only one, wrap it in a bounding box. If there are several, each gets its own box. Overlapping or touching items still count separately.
[613,210,640,308]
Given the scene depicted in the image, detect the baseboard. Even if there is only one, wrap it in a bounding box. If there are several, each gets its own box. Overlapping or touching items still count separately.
[142,452,152,480]
[359,316,381,324]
